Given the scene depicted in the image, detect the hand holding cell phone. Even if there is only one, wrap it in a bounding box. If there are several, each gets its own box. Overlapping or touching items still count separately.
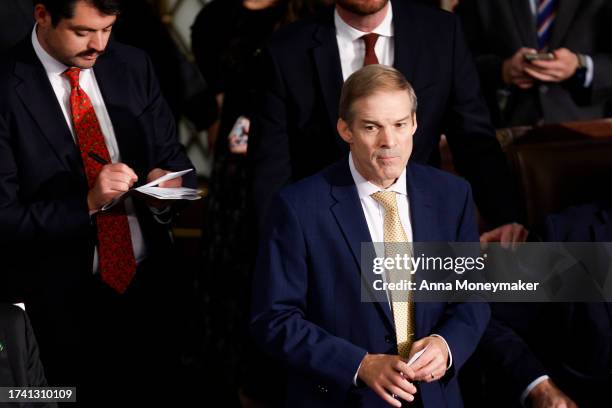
[523,52,555,62]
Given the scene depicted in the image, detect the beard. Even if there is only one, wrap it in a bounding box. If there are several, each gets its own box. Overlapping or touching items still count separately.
[336,0,389,16]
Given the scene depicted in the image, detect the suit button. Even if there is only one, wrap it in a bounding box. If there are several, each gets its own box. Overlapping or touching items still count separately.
[385,334,394,343]
[317,385,328,393]
[539,85,548,94]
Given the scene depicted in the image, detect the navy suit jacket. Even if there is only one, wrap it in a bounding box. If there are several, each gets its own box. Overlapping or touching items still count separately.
[248,0,519,234]
[251,159,490,407]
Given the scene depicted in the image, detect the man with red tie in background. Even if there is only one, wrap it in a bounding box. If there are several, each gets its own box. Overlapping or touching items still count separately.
[0,0,196,402]
[249,0,528,244]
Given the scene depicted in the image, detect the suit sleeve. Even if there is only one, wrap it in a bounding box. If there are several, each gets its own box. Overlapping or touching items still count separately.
[443,14,520,228]
[478,306,549,400]
[0,113,92,243]
[250,193,367,393]
[430,182,491,381]
[248,48,294,236]
[141,53,197,190]
[22,309,50,388]
[590,0,612,105]
[473,209,562,400]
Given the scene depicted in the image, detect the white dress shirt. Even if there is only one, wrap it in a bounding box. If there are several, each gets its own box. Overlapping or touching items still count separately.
[348,154,452,384]
[335,2,394,81]
[349,153,412,245]
[31,26,147,272]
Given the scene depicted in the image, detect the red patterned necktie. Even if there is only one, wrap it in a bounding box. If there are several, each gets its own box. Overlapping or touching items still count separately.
[63,67,136,294]
[361,33,380,66]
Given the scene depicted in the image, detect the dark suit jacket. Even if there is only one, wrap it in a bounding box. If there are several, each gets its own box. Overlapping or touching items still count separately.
[477,203,612,408]
[0,304,48,386]
[0,37,196,386]
[0,0,33,52]
[457,0,612,127]
[251,159,491,407]
[0,304,57,408]
[248,1,519,233]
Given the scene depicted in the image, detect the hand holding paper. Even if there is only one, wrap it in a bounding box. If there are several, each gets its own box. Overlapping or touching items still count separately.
[100,168,201,211]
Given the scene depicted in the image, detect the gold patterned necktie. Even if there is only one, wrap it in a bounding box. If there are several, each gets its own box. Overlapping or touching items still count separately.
[371,191,415,358]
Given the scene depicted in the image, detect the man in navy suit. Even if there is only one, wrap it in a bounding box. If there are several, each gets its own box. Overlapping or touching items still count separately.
[0,0,196,401]
[251,65,490,407]
[249,0,528,245]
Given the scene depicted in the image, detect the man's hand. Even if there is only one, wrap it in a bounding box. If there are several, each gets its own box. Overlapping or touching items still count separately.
[87,163,138,211]
[408,336,449,382]
[480,222,529,248]
[502,47,538,89]
[147,168,183,188]
[528,378,577,408]
[524,48,580,83]
[358,353,418,407]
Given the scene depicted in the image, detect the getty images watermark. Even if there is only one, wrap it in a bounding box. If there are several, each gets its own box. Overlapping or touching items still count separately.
[360,242,612,303]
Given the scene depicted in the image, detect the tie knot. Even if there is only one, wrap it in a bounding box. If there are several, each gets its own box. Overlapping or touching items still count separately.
[371,190,399,212]
[63,67,81,89]
[361,33,379,49]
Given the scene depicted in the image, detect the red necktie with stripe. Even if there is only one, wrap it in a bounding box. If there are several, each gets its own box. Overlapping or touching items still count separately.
[63,67,136,294]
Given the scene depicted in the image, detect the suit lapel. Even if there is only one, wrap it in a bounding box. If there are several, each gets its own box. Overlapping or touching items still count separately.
[511,0,538,48]
[406,163,437,338]
[329,161,395,329]
[313,11,347,152]
[392,1,418,84]
[549,0,580,49]
[13,41,84,177]
[93,46,145,175]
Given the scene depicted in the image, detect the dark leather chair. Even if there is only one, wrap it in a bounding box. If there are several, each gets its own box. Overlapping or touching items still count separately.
[497,119,612,233]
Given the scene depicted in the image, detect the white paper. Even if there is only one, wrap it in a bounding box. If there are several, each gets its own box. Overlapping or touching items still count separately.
[406,345,429,367]
[100,169,200,211]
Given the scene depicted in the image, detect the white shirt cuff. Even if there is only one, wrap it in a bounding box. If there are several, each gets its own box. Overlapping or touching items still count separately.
[520,375,550,406]
[353,360,363,386]
[584,55,594,87]
[430,334,452,370]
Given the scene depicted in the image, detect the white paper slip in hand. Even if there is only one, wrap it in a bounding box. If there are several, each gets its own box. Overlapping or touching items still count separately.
[406,345,429,367]
[101,169,201,211]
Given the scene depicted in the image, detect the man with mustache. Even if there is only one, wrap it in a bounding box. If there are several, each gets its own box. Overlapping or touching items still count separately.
[251,64,490,407]
[249,0,528,245]
[0,0,196,402]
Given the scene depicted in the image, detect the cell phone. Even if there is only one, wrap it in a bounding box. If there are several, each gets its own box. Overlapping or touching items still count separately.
[524,52,555,61]
[228,115,249,154]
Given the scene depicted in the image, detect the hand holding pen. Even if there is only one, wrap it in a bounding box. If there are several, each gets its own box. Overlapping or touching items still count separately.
[86,151,138,212]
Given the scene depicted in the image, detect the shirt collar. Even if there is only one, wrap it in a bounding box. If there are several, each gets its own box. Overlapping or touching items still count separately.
[31,24,70,77]
[334,1,394,43]
[348,153,407,200]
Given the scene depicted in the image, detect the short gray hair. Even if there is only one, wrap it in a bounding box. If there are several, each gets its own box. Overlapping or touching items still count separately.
[339,64,417,123]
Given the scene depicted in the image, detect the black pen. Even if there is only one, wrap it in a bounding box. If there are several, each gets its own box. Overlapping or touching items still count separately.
[88,151,109,165]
